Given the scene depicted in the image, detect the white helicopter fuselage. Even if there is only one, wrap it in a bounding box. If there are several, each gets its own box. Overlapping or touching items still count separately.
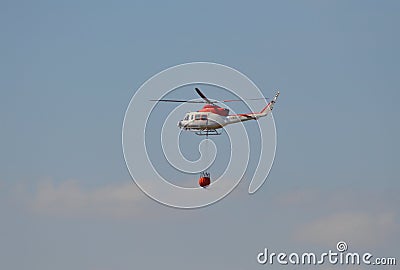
[178,111,227,130]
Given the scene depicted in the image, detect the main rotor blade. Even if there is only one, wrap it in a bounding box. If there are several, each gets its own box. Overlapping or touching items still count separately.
[150,99,205,103]
[223,97,269,102]
[195,88,213,104]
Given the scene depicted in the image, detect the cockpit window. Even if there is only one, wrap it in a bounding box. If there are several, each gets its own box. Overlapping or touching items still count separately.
[184,115,189,121]
[191,115,194,120]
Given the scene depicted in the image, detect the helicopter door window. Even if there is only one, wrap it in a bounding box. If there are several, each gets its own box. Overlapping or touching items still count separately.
[195,114,201,120]
[201,115,207,120]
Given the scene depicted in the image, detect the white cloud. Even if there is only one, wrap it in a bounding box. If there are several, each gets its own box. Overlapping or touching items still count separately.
[296,211,397,247]
[30,179,146,218]
[285,187,400,248]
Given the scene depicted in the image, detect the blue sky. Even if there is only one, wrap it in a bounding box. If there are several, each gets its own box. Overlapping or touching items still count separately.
[1,1,399,269]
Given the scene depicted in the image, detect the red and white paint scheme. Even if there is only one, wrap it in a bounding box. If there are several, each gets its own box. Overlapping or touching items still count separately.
[152,88,279,136]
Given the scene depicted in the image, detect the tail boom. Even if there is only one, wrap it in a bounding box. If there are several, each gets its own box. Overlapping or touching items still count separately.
[226,90,280,125]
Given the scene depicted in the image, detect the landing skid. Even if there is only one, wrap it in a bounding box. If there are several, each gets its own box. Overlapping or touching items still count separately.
[195,129,221,136]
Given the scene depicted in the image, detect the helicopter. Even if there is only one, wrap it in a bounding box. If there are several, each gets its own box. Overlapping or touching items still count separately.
[151,88,279,136]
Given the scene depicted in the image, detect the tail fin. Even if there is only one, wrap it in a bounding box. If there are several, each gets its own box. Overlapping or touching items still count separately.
[260,90,280,114]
